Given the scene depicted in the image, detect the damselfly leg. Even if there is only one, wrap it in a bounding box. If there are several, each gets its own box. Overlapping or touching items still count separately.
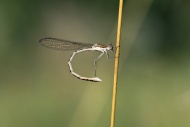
[94,52,104,77]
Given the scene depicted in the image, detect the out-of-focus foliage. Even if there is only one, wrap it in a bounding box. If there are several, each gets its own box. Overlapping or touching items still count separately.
[0,0,190,127]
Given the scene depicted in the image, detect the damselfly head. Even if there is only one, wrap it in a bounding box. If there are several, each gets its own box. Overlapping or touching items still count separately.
[108,44,114,52]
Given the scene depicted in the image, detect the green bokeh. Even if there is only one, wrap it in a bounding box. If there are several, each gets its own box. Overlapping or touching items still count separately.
[1,0,190,127]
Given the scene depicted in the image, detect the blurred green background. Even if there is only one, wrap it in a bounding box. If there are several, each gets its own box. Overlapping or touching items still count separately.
[1,0,190,127]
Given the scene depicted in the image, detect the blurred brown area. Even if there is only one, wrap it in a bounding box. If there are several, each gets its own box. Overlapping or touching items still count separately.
[1,0,190,127]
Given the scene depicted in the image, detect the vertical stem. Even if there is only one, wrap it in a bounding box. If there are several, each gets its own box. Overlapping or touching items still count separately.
[110,0,123,127]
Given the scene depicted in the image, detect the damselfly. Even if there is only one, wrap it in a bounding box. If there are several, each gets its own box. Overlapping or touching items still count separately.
[39,37,114,82]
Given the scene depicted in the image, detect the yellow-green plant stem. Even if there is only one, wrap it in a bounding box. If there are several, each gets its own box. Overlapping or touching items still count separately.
[110,0,123,127]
